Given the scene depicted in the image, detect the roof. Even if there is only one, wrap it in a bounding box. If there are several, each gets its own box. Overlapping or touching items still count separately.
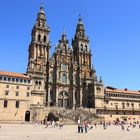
[105,87,140,95]
[0,71,30,80]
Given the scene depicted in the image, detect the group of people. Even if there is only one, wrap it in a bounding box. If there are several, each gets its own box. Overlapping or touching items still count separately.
[101,120,140,131]
[45,120,64,129]
[77,119,91,133]
[121,121,140,131]
[34,120,64,129]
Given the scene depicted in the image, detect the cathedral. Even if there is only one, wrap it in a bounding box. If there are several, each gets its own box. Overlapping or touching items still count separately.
[27,4,103,110]
[0,4,140,123]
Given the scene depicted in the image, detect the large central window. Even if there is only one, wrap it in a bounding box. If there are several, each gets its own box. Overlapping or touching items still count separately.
[61,64,67,71]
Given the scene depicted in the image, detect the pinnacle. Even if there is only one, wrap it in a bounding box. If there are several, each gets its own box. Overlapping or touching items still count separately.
[40,3,45,14]
[78,14,83,25]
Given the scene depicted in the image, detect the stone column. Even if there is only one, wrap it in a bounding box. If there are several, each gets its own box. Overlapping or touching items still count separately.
[45,46,47,61]
[86,83,89,107]
[55,86,59,107]
[73,88,76,110]
[80,89,83,107]
[34,45,36,59]
[63,92,65,108]
[36,45,38,58]
[89,54,91,69]
[47,86,51,107]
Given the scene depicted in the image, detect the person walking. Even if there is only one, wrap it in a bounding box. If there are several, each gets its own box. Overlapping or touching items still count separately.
[78,119,81,133]
[121,123,125,130]
[103,122,106,129]
[84,121,88,133]
[127,126,130,131]
[80,123,84,133]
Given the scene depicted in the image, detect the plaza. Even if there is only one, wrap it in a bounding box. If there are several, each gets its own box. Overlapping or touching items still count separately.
[0,124,140,140]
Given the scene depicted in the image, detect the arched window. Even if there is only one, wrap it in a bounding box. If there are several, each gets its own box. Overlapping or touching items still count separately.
[62,74,67,83]
[38,34,41,42]
[39,81,41,85]
[35,81,38,85]
[81,44,83,51]
[85,45,87,51]
[58,91,69,108]
[43,36,46,42]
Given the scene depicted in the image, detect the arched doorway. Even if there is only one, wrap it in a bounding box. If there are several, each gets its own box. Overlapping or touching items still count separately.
[58,91,69,108]
[25,111,30,122]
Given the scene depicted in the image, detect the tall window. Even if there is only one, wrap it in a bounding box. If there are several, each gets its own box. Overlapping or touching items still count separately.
[15,101,19,108]
[61,64,67,71]
[4,100,8,108]
[43,36,46,42]
[16,92,19,96]
[39,81,42,85]
[122,103,125,109]
[62,74,67,83]
[12,78,15,82]
[5,91,9,95]
[131,103,134,108]
[16,78,19,82]
[58,92,63,107]
[20,79,23,83]
[26,92,30,97]
[8,78,11,82]
[38,34,41,41]
[4,77,7,81]
[58,92,69,108]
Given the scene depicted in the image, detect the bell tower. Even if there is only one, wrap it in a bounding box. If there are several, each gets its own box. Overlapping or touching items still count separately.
[72,16,94,107]
[27,4,51,106]
[72,15,92,79]
[27,4,50,76]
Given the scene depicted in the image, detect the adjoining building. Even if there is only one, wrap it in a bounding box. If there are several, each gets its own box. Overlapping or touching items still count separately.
[97,86,140,122]
[0,4,139,123]
[0,71,31,122]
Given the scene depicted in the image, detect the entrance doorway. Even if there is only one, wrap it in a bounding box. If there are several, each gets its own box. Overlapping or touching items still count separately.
[25,111,30,122]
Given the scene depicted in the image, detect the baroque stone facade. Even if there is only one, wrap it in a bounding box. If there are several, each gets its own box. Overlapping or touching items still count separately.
[27,5,103,110]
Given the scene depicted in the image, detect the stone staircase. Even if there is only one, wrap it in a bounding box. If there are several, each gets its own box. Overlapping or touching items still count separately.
[49,107,102,124]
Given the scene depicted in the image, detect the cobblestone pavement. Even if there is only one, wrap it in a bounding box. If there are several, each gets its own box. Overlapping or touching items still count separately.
[0,124,140,140]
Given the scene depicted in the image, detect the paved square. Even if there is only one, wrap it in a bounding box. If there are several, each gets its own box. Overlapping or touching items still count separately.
[0,124,140,140]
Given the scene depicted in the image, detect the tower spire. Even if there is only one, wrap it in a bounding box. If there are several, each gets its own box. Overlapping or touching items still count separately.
[35,2,46,28]
[78,14,83,25]
[61,27,67,42]
[74,15,87,39]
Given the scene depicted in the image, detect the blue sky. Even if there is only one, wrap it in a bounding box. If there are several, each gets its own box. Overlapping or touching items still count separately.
[0,0,140,90]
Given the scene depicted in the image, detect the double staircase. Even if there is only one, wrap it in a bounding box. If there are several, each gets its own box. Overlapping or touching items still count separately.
[49,107,102,124]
